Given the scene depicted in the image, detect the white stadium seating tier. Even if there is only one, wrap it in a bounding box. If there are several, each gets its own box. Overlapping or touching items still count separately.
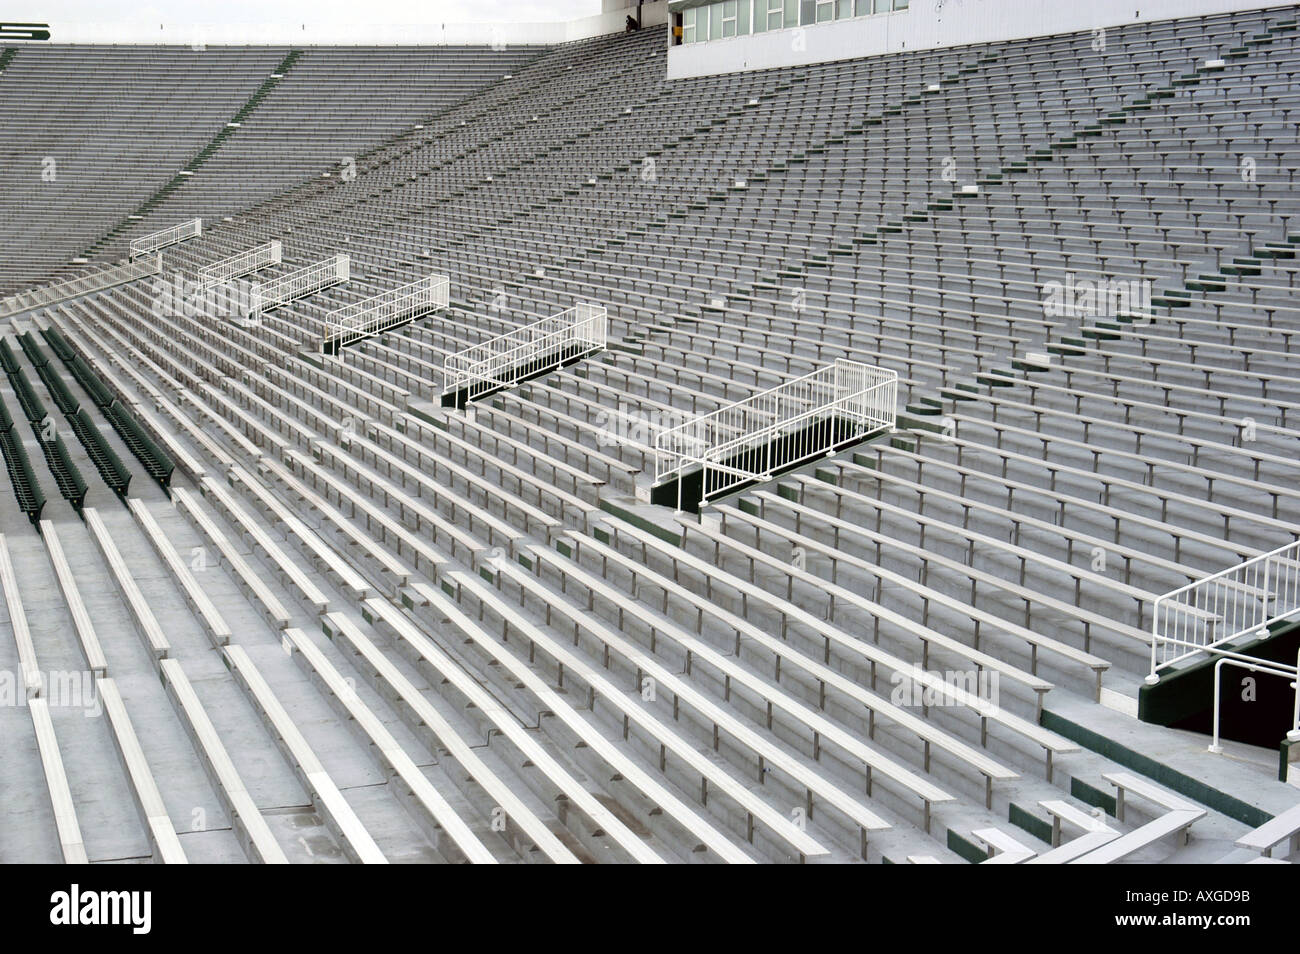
[0,6,1297,864]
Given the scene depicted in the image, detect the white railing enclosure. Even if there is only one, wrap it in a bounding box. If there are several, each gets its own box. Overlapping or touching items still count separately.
[1150,539,1300,678]
[323,273,448,350]
[0,255,163,318]
[1206,655,1300,753]
[654,358,897,506]
[130,218,202,259]
[198,241,282,289]
[443,302,607,407]
[249,254,349,316]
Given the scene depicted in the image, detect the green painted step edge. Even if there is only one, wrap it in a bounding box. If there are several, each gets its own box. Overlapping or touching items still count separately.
[1041,708,1272,828]
[946,828,986,864]
[1048,343,1088,356]
[905,402,944,417]
[899,413,945,434]
[1070,776,1118,817]
[597,498,681,547]
[1009,802,1054,844]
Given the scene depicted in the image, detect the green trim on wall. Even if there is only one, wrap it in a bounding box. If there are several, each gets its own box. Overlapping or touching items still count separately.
[946,828,985,864]
[1070,777,1117,817]
[1043,708,1272,828]
[597,498,682,546]
[1009,802,1053,844]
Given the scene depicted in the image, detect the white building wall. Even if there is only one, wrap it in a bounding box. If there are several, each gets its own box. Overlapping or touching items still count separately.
[666,0,1295,78]
[565,1,671,42]
[25,2,668,45]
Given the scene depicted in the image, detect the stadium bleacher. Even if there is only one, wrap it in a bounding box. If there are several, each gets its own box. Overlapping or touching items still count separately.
[0,5,1297,865]
[0,44,539,297]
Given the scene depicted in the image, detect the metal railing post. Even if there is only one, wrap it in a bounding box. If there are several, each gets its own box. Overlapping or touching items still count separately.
[1292,646,1300,743]
[1205,654,1300,754]
[1147,596,1163,684]
[1209,658,1226,753]
[1260,555,1272,635]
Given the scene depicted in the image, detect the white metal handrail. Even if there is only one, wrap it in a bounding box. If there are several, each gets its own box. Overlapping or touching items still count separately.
[130,218,202,259]
[1207,653,1300,754]
[1149,539,1300,680]
[654,359,897,505]
[324,273,448,348]
[249,254,349,315]
[198,241,281,289]
[443,303,606,407]
[0,255,163,318]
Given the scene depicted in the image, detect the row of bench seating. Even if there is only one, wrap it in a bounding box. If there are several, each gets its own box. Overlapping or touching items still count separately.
[41,324,175,488]
[4,7,1294,864]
